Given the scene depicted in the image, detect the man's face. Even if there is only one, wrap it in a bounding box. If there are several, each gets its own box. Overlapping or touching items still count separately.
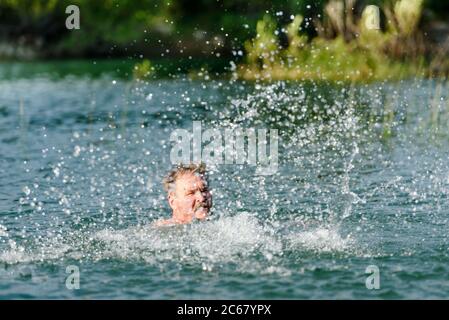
[169,173,212,222]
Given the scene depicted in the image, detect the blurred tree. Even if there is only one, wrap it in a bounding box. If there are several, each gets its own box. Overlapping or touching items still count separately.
[0,0,447,59]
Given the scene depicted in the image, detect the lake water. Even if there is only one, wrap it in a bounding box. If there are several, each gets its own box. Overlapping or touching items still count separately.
[1,61,448,299]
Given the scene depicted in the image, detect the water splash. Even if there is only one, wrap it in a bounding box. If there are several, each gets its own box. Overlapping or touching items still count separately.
[287,226,354,253]
[0,225,8,237]
[0,213,357,273]
[2,75,449,298]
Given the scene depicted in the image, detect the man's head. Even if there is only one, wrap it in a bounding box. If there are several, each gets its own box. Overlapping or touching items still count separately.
[163,163,212,223]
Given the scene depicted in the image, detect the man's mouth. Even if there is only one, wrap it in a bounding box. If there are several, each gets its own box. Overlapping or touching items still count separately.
[193,203,210,219]
[194,203,209,211]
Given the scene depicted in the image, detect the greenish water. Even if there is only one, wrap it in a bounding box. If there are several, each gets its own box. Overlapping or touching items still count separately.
[1,61,449,299]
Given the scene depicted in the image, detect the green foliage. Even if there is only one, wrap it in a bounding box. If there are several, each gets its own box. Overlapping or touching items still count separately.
[1,0,59,17]
[285,15,307,59]
[393,0,424,36]
[0,0,447,80]
[133,59,153,80]
[239,1,436,82]
[244,15,279,69]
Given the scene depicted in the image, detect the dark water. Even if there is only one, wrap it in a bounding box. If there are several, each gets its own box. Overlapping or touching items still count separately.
[1,61,449,299]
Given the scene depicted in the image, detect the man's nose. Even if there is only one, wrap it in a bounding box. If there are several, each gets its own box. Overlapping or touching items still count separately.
[195,191,205,202]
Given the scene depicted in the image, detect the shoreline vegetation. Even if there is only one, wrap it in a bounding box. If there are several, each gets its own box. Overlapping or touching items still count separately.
[238,0,448,82]
[1,0,448,82]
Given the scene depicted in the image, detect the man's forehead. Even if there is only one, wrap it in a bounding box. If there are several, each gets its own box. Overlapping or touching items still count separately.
[176,173,207,189]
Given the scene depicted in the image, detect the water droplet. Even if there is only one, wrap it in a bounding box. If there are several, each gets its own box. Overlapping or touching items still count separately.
[22,186,30,196]
[73,145,81,157]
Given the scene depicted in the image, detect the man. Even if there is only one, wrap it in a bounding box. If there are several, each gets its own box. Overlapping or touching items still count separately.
[154,163,212,226]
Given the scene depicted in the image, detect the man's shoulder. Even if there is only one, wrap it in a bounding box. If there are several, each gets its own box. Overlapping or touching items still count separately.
[153,218,175,227]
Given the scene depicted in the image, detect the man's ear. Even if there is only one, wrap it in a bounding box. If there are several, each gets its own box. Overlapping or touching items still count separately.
[168,192,176,210]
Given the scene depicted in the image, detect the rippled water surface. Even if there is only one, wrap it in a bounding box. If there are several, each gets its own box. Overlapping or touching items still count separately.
[1,61,449,299]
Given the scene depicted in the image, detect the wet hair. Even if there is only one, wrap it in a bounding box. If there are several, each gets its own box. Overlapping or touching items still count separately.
[163,163,207,193]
